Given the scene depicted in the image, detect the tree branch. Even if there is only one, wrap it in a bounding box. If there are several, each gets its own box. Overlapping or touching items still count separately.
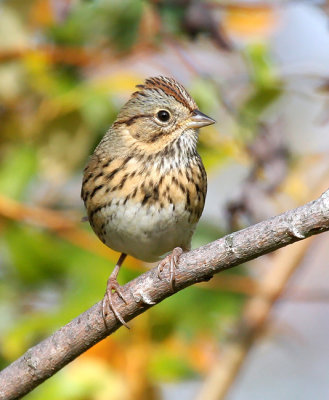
[1,190,329,400]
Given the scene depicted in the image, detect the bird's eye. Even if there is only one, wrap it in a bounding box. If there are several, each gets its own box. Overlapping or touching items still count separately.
[157,110,170,122]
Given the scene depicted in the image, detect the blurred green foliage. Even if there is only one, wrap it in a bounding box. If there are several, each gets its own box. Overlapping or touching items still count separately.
[48,0,144,51]
[239,43,282,136]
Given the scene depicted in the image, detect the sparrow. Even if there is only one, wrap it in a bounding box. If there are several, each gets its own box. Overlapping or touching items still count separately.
[81,76,215,327]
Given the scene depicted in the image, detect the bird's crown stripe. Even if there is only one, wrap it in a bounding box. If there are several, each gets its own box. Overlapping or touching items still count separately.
[135,76,195,110]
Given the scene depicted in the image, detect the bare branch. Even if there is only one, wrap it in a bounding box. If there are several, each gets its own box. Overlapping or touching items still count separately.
[0,189,328,400]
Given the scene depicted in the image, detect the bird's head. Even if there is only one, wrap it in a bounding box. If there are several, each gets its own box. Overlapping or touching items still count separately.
[112,76,215,154]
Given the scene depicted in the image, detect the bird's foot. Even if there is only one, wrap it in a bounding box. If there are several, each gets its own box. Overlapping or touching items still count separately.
[102,275,129,329]
[157,247,183,291]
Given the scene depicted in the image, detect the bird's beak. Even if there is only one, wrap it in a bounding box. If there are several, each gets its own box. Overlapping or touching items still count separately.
[187,110,216,129]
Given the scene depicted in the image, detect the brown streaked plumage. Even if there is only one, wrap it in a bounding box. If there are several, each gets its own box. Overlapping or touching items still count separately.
[81,76,215,327]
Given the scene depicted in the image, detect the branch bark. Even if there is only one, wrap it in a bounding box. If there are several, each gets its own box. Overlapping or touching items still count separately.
[1,189,329,400]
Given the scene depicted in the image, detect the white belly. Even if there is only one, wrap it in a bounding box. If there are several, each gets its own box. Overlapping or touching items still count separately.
[98,198,195,262]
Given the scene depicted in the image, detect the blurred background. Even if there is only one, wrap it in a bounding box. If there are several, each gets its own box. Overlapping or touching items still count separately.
[0,0,329,399]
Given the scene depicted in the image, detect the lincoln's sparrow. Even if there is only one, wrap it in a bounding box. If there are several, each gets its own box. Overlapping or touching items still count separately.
[81,76,215,327]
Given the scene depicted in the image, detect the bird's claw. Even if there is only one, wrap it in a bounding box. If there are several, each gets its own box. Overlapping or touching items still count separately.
[102,277,129,329]
[157,247,183,291]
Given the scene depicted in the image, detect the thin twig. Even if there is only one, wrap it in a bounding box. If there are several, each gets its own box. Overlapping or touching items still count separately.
[0,189,328,400]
